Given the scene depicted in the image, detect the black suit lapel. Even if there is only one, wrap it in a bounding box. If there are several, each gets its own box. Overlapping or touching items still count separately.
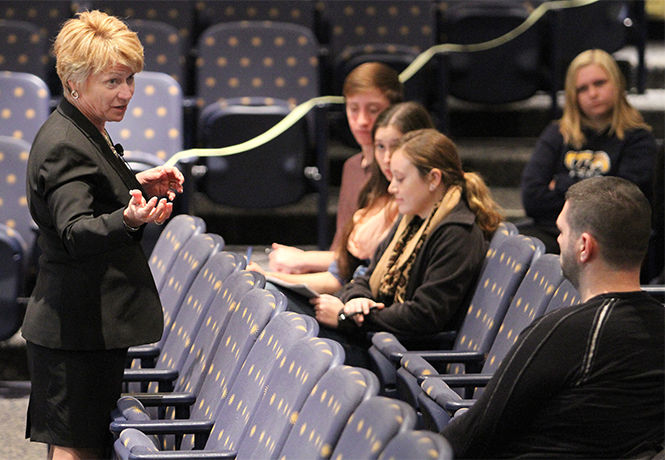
[59,100,144,194]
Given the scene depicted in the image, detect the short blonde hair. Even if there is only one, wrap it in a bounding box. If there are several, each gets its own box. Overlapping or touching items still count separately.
[54,10,144,94]
[560,49,649,148]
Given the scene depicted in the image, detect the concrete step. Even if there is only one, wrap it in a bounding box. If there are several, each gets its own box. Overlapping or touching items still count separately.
[456,137,533,188]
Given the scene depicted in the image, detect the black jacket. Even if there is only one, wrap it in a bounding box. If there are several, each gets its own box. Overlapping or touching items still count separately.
[23,99,163,350]
[337,200,487,339]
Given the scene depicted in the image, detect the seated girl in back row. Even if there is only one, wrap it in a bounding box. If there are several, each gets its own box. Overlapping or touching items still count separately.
[250,102,435,294]
[267,62,403,274]
[312,129,503,366]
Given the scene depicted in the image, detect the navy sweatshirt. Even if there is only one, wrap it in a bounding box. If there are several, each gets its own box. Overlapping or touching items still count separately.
[521,122,656,225]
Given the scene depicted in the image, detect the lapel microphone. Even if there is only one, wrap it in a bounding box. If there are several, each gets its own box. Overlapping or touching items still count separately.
[112,143,134,173]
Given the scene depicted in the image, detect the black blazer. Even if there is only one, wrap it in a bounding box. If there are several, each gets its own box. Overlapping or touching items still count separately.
[23,99,163,350]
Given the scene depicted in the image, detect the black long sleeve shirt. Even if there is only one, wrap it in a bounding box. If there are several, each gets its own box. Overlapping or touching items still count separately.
[442,291,665,458]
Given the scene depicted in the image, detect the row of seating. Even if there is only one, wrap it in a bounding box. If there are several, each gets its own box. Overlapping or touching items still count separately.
[0,0,648,103]
[103,212,591,457]
[365,221,582,429]
[0,133,34,340]
[111,213,454,458]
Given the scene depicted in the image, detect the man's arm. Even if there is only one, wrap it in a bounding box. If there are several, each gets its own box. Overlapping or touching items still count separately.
[442,310,584,457]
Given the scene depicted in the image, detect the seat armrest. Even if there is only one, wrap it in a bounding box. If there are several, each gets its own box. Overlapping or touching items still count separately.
[419,373,494,386]
[127,344,161,360]
[127,392,196,408]
[371,332,407,363]
[126,448,236,460]
[402,350,484,365]
[123,369,179,392]
[127,344,161,368]
[110,418,213,436]
[123,369,179,383]
[444,398,476,412]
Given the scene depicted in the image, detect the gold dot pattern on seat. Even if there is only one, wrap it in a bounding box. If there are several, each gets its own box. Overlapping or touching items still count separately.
[279,366,370,458]
[0,139,30,238]
[243,338,333,456]
[328,1,433,55]
[196,22,319,108]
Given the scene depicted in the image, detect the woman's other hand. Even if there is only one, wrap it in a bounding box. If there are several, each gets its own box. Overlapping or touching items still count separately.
[343,297,385,326]
[310,294,344,328]
[123,189,172,228]
[136,166,184,201]
[268,243,307,273]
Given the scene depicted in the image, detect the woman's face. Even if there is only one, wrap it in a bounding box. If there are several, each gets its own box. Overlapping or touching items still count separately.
[345,88,391,151]
[373,125,403,181]
[388,148,436,218]
[575,63,616,125]
[72,64,135,132]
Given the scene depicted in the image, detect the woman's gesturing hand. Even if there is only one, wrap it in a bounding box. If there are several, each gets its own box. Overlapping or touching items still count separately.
[136,166,184,201]
[123,189,173,228]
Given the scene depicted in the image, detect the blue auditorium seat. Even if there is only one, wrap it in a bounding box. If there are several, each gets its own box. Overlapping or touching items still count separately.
[278,365,379,458]
[105,71,184,163]
[113,334,340,459]
[367,221,520,397]
[330,396,417,460]
[378,429,453,460]
[147,214,206,293]
[0,71,50,143]
[0,223,26,341]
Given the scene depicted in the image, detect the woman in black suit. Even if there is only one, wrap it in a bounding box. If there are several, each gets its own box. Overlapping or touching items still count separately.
[23,10,184,459]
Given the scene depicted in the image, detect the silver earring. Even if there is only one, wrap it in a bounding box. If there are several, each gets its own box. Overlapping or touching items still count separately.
[71,90,79,100]
[429,184,435,192]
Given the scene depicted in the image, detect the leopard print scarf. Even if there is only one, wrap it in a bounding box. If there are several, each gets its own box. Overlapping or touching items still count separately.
[369,186,462,302]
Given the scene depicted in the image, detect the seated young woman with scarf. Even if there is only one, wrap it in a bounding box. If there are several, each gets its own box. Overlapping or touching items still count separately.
[311,129,503,366]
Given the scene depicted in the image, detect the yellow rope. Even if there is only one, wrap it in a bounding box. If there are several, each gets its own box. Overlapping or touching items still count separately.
[399,0,598,82]
[165,0,599,168]
[165,95,344,167]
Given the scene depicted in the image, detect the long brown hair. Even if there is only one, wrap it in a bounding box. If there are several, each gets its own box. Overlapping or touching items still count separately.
[336,102,434,280]
[397,129,502,238]
[560,49,650,148]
